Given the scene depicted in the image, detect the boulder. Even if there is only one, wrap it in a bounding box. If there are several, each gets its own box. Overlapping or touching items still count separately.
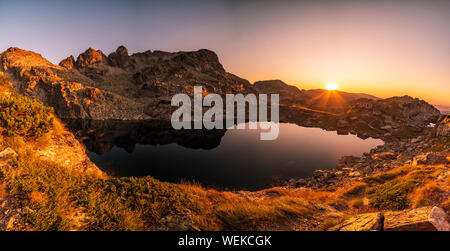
[330,212,384,231]
[339,156,360,166]
[435,116,450,137]
[415,153,448,165]
[0,148,17,159]
[348,171,361,177]
[148,210,199,231]
[384,206,450,231]
[372,151,396,160]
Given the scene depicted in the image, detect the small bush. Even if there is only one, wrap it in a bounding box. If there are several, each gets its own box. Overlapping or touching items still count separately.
[367,178,416,210]
[342,183,367,198]
[362,170,404,185]
[0,95,54,139]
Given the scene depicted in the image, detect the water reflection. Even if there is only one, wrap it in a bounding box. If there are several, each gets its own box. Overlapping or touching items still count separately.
[65,120,383,190]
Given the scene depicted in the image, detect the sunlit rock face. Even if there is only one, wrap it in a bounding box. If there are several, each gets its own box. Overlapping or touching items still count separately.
[59,55,75,69]
[0,46,255,120]
[75,48,109,68]
[436,115,450,137]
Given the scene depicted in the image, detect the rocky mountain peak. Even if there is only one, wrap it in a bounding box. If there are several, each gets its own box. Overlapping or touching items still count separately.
[171,49,225,73]
[59,55,75,69]
[115,45,128,56]
[75,48,108,68]
[254,80,302,93]
[108,45,133,69]
[0,47,55,70]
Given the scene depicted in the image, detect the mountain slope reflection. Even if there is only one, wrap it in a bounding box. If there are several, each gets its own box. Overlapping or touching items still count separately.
[64,119,226,154]
[63,120,383,190]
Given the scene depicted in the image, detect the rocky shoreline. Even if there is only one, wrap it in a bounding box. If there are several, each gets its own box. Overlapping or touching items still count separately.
[286,115,449,189]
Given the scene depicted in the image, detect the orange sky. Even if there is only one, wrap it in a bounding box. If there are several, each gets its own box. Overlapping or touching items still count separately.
[214,1,450,106]
[2,0,448,106]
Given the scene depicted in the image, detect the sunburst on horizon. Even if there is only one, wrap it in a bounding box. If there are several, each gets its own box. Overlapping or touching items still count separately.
[326,82,338,91]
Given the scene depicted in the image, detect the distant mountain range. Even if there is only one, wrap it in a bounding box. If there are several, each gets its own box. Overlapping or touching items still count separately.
[254,80,380,113]
[435,105,450,115]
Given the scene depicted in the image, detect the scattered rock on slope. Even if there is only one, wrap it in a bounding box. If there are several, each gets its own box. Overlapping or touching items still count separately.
[384,207,450,231]
[332,207,450,231]
[436,115,450,137]
[330,212,384,231]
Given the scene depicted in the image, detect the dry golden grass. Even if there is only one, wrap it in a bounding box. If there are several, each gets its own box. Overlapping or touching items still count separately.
[29,191,47,204]
[411,183,447,208]
[0,181,8,200]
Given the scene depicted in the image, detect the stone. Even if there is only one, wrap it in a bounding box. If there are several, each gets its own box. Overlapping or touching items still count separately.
[339,156,360,166]
[0,148,17,159]
[372,151,396,160]
[148,210,199,231]
[384,207,450,231]
[435,115,449,137]
[295,179,307,186]
[330,212,384,231]
[416,153,448,165]
[348,171,361,177]
[410,136,422,143]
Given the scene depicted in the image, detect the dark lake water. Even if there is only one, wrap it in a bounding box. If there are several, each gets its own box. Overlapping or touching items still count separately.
[66,120,383,191]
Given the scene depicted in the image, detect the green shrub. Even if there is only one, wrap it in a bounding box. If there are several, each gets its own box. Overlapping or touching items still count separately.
[367,178,415,210]
[362,171,404,185]
[0,95,54,139]
[343,184,367,197]
[0,158,194,231]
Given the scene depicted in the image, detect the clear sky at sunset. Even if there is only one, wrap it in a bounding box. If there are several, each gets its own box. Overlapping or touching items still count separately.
[1,0,449,106]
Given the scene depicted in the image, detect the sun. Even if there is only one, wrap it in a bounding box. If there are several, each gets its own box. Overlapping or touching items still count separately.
[326,82,338,91]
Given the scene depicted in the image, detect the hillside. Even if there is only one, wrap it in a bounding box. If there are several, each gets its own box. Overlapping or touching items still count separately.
[435,105,450,115]
[253,80,379,113]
